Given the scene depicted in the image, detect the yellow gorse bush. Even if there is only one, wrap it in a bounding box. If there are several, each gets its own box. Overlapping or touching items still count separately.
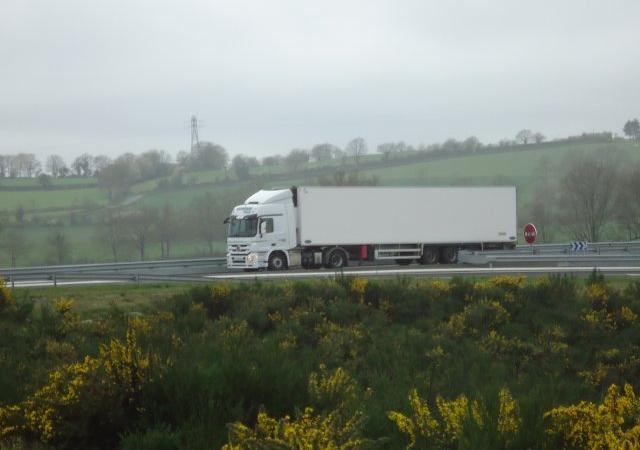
[224,366,371,449]
[309,365,359,411]
[53,297,74,315]
[213,283,231,301]
[350,277,368,299]
[544,383,640,449]
[45,339,76,362]
[0,329,155,445]
[488,275,526,291]
[582,283,637,333]
[498,387,521,438]
[223,407,369,450]
[388,387,522,449]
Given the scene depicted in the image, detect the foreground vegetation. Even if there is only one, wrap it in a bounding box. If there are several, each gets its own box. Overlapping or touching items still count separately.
[1,273,639,449]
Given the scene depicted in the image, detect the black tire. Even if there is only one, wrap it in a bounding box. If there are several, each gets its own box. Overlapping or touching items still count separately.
[325,248,348,269]
[440,246,458,264]
[268,252,288,270]
[395,259,413,266]
[420,246,439,265]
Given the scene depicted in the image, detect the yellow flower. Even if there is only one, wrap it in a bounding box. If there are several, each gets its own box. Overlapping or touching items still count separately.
[53,297,74,315]
[544,383,640,449]
[498,387,521,437]
[350,277,368,297]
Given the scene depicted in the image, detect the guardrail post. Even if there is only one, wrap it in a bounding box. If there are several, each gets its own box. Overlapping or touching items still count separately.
[53,275,57,288]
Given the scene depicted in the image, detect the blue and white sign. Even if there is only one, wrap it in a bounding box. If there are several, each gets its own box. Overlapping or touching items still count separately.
[569,241,588,251]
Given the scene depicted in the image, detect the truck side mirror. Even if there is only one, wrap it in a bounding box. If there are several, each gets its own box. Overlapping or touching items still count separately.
[260,221,267,236]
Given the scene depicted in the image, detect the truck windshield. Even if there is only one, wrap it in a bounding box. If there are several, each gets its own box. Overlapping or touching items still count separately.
[227,216,258,238]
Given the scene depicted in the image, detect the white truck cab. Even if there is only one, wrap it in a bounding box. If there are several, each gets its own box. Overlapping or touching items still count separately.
[226,189,297,270]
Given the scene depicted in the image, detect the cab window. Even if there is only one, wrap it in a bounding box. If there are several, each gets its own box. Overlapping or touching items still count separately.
[261,218,274,233]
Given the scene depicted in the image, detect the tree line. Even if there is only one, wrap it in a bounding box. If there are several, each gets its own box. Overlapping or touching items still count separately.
[530,150,640,243]
[3,117,638,182]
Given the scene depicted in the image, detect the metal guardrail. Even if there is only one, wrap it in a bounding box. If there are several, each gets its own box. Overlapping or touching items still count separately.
[514,241,640,254]
[0,257,227,287]
[461,240,640,265]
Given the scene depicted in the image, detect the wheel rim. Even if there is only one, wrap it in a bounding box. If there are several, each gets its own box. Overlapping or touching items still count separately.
[443,247,457,263]
[330,252,344,268]
[424,249,437,264]
[271,255,284,269]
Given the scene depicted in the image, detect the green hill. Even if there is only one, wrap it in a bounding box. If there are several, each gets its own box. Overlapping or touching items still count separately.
[0,138,637,266]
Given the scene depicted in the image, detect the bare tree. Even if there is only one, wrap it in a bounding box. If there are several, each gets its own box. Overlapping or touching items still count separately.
[558,152,618,242]
[92,155,112,175]
[345,137,368,165]
[533,132,546,144]
[262,155,283,166]
[46,155,67,177]
[47,229,71,264]
[157,204,178,258]
[615,164,640,239]
[99,209,127,261]
[126,208,157,260]
[0,155,7,177]
[23,154,40,177]
[285,149,310,172]
[310,143,337,162]
[516,129,533,145]
[72,153,93,177]
[528,156,557,242]
[191,192,222,255]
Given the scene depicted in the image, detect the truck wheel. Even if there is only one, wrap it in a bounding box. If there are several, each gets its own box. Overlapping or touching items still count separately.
[325,248,348,269]
[268,252,288,270]
[395,259,413,266]
[420,246,439,265]
[440,246,458,264]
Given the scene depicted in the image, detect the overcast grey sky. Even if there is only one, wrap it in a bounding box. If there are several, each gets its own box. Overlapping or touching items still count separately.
[1,0,639,161]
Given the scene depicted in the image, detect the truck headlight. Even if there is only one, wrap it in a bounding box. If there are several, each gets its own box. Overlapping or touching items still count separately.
[246,252,258,264]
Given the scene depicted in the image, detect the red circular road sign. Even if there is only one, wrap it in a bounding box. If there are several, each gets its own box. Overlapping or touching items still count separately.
[523,223,537,244]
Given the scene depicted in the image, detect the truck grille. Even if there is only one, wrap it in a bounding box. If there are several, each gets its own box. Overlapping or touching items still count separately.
[228,244,250,267]
[229,244,249,253]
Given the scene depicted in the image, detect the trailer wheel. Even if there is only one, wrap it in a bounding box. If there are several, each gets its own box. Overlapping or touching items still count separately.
[420,246,439,265]
[395,259,413,266]
[268,252,288,270]
[440,246,458,264]
[325,248,348,269]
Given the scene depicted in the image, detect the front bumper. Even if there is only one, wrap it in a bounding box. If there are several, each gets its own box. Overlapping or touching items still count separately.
[227,252,268,269]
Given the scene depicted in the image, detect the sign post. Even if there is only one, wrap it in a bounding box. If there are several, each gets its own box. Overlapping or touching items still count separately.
[523,223,537,253]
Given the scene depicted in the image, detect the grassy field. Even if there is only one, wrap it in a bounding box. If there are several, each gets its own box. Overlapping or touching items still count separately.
[0,187,106,213]
[0,139,638,266]
[0,224,227,267]
[0,177,97,189]
[1,274,639,449]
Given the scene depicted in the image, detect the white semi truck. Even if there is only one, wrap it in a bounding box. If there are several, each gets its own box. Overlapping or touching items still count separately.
[226,186,517,270]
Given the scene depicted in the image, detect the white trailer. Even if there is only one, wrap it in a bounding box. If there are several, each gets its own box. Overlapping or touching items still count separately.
[226,186,517,270]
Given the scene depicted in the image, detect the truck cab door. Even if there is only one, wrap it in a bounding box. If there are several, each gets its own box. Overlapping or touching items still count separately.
[259,217,282,249]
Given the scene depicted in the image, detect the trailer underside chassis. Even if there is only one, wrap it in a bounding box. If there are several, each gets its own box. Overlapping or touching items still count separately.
[298,242,512,270]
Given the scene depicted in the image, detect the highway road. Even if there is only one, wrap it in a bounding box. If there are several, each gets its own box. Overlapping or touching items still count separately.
[6,263,640,289]
[3,241,640,288]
